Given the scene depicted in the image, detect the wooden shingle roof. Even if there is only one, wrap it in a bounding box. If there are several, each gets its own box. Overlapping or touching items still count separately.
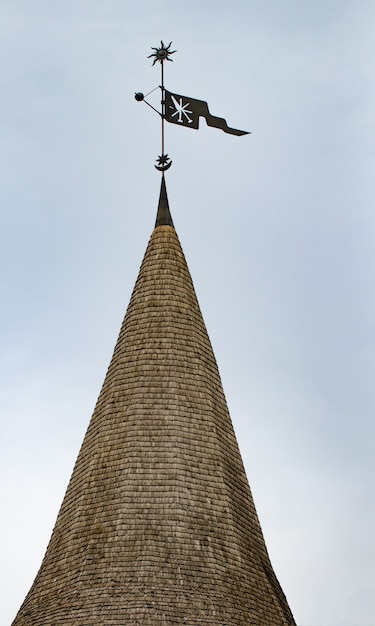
[12,179,295,625]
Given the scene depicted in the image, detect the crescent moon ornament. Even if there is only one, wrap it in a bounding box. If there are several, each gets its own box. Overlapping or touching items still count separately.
[155,153,172,172]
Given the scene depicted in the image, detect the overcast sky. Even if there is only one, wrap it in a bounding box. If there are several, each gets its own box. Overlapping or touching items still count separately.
[1,2,374,625]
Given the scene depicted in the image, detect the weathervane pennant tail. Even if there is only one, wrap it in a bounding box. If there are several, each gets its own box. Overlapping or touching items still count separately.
[164,90,249,136]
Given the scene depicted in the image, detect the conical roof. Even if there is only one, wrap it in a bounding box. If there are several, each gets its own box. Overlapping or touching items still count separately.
[12,179,295,626]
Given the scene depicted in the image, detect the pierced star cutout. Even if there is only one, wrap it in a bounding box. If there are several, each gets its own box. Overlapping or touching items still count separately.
[169,95,193,124]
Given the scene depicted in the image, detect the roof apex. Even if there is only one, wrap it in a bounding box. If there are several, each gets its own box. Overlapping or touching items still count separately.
[155,176,174,228]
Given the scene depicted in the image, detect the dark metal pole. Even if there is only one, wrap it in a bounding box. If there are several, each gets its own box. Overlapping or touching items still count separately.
[143,41,175,172]
[161,60,165,168]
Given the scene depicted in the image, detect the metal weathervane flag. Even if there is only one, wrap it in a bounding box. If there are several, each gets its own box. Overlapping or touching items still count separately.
[135,41,250,171]
[164,90,248,136]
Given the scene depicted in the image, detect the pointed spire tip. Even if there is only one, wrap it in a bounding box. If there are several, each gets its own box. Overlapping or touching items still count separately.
[155,176,174,228]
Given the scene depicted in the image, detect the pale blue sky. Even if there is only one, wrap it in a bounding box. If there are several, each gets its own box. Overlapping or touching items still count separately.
[1,2,374,625]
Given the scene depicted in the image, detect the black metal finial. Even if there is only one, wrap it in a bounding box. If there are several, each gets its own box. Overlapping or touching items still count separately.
[150,41,174,173]
[135,42,175,173]
[135,41,249,172]
[155,154,172,172]
[148,41,176,66]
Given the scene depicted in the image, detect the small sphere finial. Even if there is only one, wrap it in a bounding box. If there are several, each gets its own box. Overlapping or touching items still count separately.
[135,92,144,102]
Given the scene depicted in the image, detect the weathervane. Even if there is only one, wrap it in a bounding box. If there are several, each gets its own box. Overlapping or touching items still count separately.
[135,41,249,173]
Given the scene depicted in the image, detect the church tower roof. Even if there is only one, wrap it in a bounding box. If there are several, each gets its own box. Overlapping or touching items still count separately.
[12,178,295,625]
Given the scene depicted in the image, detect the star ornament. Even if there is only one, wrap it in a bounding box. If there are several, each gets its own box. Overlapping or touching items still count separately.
[156,154,170,166]
[154,153,172,171]
[148,40,176,65]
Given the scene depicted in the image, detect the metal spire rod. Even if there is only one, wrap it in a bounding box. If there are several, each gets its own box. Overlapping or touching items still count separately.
[161,59,165,163]
[135,41,176,174]
[148,41,176,174]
